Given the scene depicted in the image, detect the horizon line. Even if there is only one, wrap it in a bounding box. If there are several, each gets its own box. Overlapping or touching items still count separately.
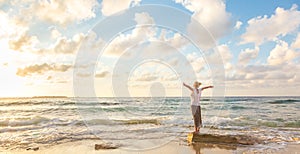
[0,95,300,98]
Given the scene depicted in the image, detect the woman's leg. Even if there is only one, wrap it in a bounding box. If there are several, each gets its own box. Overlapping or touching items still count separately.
[191,106,199,132]
[192,106,201,133]
[198,106,202,132]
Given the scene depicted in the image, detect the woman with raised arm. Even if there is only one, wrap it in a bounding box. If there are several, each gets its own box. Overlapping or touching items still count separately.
[183,81,213,133]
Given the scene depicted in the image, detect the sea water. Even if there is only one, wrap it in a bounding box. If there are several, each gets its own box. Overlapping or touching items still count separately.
[0,97,299,151]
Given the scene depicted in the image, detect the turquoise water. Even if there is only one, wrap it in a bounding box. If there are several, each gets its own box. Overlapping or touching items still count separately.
[0,97,299,151]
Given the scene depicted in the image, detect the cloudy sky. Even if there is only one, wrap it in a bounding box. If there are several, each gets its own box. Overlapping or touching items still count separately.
[0,0,300,97]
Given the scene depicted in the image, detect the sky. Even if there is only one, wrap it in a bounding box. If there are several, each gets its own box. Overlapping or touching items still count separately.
[0,0,300,97]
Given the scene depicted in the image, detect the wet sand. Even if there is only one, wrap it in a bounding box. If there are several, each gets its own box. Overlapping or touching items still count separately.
[2,140,299,154]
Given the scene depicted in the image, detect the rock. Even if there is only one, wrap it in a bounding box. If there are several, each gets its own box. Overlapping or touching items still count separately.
[95,143,118,150]
[26,147,39,151]
[187,133,261,145]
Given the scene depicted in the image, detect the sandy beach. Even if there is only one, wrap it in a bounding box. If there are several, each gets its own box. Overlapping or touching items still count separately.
[2,140,299,154]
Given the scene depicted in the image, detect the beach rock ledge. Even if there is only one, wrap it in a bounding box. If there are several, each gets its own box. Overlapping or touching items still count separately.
[95,143,118,150]
[187,133,262,145]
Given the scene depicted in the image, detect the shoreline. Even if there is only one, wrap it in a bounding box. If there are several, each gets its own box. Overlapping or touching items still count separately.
[2,140,299,154]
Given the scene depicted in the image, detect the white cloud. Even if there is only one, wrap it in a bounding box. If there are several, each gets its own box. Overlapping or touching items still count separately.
[0,0,7,6]
[16,63,72,77]
[51,29,61,39]
[234,21,243,30]
[175,0,232,48]
[1,2,94,54]
[38,31,105,55]
[103,12,156,56]
[241,4,300,45]
[225,49,300,94]
[29,0,99,25]
[32,33,85,54]
[128,62,181,84]
[161,74,178,81]
[158,32,188,49]
[168,58,179,66]
[131,72,158,81]
[0,11,39,52]
[292,32,300,49]
[0,12,6,37]
[217,44,233,70]
[238,46,259,65]
[102,8,200,58]
[8,32,39,52]
[217,44,232,62]
[95,71,110,78]
[186,52,206,73]
[0,10,28,39]
[101,0,141,16]
[6,26,89,55]
[267,40,298,65]
[134,12,154,25]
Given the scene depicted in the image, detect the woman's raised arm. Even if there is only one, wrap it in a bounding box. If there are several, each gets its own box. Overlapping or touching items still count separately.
[183,82,193,91]
[201,86,214,91]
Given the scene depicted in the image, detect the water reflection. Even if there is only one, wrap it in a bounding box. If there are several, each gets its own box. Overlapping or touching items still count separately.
[191,143,237,154]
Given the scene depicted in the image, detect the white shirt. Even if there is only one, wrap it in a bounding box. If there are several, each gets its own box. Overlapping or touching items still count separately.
[190,88,202,106]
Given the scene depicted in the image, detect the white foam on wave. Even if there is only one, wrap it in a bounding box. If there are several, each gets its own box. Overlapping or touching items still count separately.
[0,116,50,127]
[0,116,67,127]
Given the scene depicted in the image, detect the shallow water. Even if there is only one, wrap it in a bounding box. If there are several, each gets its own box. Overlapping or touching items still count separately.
[0,97,299,151]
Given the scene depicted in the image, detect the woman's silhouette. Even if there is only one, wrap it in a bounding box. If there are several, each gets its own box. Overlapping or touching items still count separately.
[183,81,213,133]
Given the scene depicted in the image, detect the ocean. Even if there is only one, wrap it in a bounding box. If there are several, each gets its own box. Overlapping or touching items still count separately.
[0,97,299,152]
